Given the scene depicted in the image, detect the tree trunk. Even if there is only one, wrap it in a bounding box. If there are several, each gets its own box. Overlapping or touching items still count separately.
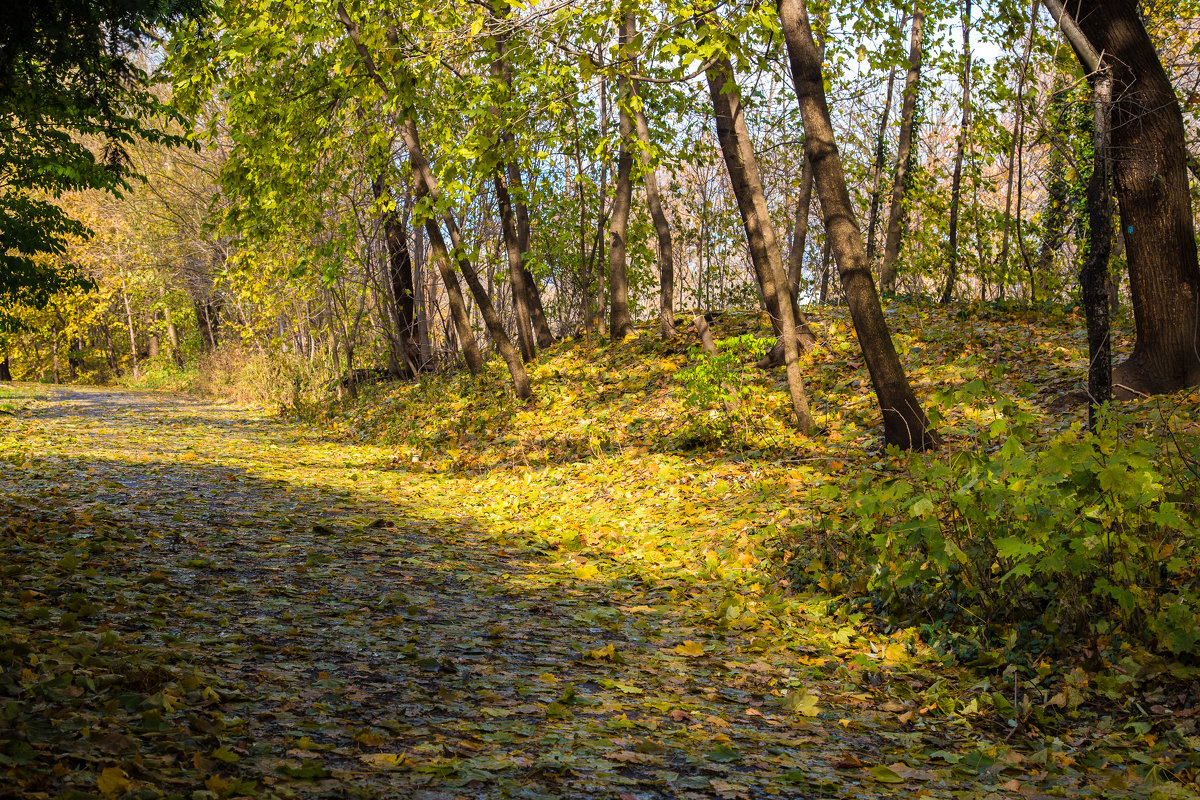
[121,276,139,379]
[337,4,529,395]
[865,60,899,267]
[0,351,10,381]
[595,70,609,334]
[632,111,676,340]
[413,219,432,364]
[879,5,925,294]
[1082,67,1114,429]
[788,158,815,296]
[607,11,638,342]
[414,181,484,376]
[701,48,813,430]
[100,315,119,374]
[779,0,940,450]
[410,138,529,396]
[818,237,832,303]
[1055,0,1200,395]
[940,0,972,306]
[161,288,182,366]
[494,171,538,360]
[625,23,676,339]
[704,53,816,349]
[486,16,551,353]
[998,0,1039,296]
[371,174,420,377]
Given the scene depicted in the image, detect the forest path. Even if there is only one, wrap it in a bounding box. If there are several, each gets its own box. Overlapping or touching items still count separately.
[0,386,1110,799]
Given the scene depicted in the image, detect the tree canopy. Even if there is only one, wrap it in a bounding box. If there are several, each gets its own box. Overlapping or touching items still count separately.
[0,0,204,313]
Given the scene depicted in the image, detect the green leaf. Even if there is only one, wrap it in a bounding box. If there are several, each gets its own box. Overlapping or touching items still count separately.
[867,765,905,784]
[707,744,741,763]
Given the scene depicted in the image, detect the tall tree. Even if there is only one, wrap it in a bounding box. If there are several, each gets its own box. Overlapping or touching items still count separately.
[336,3,532,397]
[1047,0,1200,396]
[702,46,813,431]
[878,5,925,295]
[625,27,677,340]
[486,8,553,351]
[778,0,940,450]
[864,58,899,268]
[371,173,420,377]
[940,0,973,305]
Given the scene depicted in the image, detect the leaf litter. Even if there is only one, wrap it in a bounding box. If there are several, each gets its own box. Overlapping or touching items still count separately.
[0,338,1197,800]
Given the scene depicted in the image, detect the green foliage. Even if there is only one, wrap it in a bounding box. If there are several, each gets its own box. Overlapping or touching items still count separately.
[813,380,1200,658]
[676,333,768,448]
[0,0,204,314]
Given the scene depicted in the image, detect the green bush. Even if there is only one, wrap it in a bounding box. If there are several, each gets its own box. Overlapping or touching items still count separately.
[796,380,1200,658]
[676,334,769,449]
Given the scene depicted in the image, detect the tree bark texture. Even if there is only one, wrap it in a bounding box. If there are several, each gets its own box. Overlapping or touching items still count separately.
[865,61,898,267]
[704,54,816,349]
[879,5,925,294]
[1082,68,1114,428]
[371,174,420,377]
[494,171,538,360]
[1065,0,1200,395]
[413,179,484,376]
[778,0,940,450]
[631,86,676,339]
[702,50,813,430]
[487,16,554,349]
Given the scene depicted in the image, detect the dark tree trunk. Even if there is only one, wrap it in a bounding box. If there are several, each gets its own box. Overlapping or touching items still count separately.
[338,3,529,395]
[371,174,420,377]
[100,316,119,374]
[779,0,940,450]
[788,157,815,296]
[1081,68,1114,428]
[1063,0,1200,395]
[879,5,925,294]
[940,0,972,305]
[414,181,484,376]
[865,60,899,267]
[632,97,676,339]
[487,16,553,351]
[0,352,11,381]
[195,297,220,353]
[998,0,1039,294]
[161,287,183,367]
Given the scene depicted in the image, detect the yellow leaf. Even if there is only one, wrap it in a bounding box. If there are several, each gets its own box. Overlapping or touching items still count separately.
[205,774,230,794]
[587,642,620,661]
[98,766,130,797]
[674,640,706,657]
[573,563,599,580]
[783,689,820,717]
[359,752,409,770]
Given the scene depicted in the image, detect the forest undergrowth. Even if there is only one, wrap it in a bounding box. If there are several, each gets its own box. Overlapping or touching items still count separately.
[297,299,1200,741]
[4,300,1200,799]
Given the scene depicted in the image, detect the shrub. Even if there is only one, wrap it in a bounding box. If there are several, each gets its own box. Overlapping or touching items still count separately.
[792,380,1200,659]
[676,334,769,449]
